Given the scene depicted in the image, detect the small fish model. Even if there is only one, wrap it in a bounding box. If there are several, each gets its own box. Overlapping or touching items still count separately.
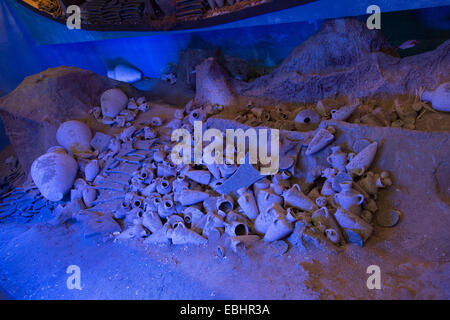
[395,40,419,50]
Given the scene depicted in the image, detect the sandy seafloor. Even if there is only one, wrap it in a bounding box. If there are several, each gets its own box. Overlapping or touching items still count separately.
[0,118,449,300]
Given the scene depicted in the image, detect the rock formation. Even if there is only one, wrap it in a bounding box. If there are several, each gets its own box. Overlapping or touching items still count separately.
[194,57,238,107]
[176,46,252,88]
[277,18,396,75]
[238,19,450,103]
[0,67,139,172]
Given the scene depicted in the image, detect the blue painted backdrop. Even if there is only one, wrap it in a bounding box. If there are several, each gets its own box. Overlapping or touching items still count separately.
[0,0,449,150]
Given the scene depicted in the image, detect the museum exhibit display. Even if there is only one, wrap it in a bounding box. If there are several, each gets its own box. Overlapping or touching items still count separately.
[0,0,449,301]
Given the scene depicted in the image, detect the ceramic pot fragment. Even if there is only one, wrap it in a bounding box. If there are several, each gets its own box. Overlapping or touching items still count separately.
[202,213,223,240]
[315,99,335,117]
[123,207,144,226]
[376,209,401,227]
[377,171,392,188]
[357,171,379,196]
[372,107,391,126]
[324,228,341,245]
[167,214,184,228]
[237,189,259,219]
[327,146,347,172]
[142,180,157,196]
[82,186,97,208]
[172,175,189,193]
[56,120,92,153]
[144,223,172,244]
[142,210,163,233]
[230,235,260,253]
[283,184,317,212]
[264,216,293,242]
[184,169,211,185]
[256,188,283,214]
[321,180,335,196]
[334,182,364,215]
[346,142,377,176]
[175,189,210,206]
[144,127,157,139]
[152,147,166,163]
[101,88,128,118]
[311,207,343,244]
[225,221,249,237]
[216,194,234,213]
[422,82,450,112]
[254,178,270,190]
[107,64,142,83]
[188,108,207,126]
[360,113,383,126]
[334,207,373,245]
[151,116,162,127]
[119,125,136,142]
[270,182,284,195]
[295,109,321,125]
[156,179,172,194]
[330,102,360,121]
[206,163,221,180]
[183,206,205,229]
[31,147,78,202]
[138,168,154,182]
[254,202,284,234]
[117,224,147,240]
[165,119,182,130]
[84,159,99,182]
[157,198,176,218]
[315,196,327,207]
[285,207,303,223]
[131,195,145,209]
[279,156,295,171]
[157,162,177,177]
[331,172,353,192]
[219,163,237,178]
[364,198,378,213]
[306,128,334,155]
[352,138,371,153]
[287,220,335,252]
[209,178,225,192]
[360,210,373,223]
